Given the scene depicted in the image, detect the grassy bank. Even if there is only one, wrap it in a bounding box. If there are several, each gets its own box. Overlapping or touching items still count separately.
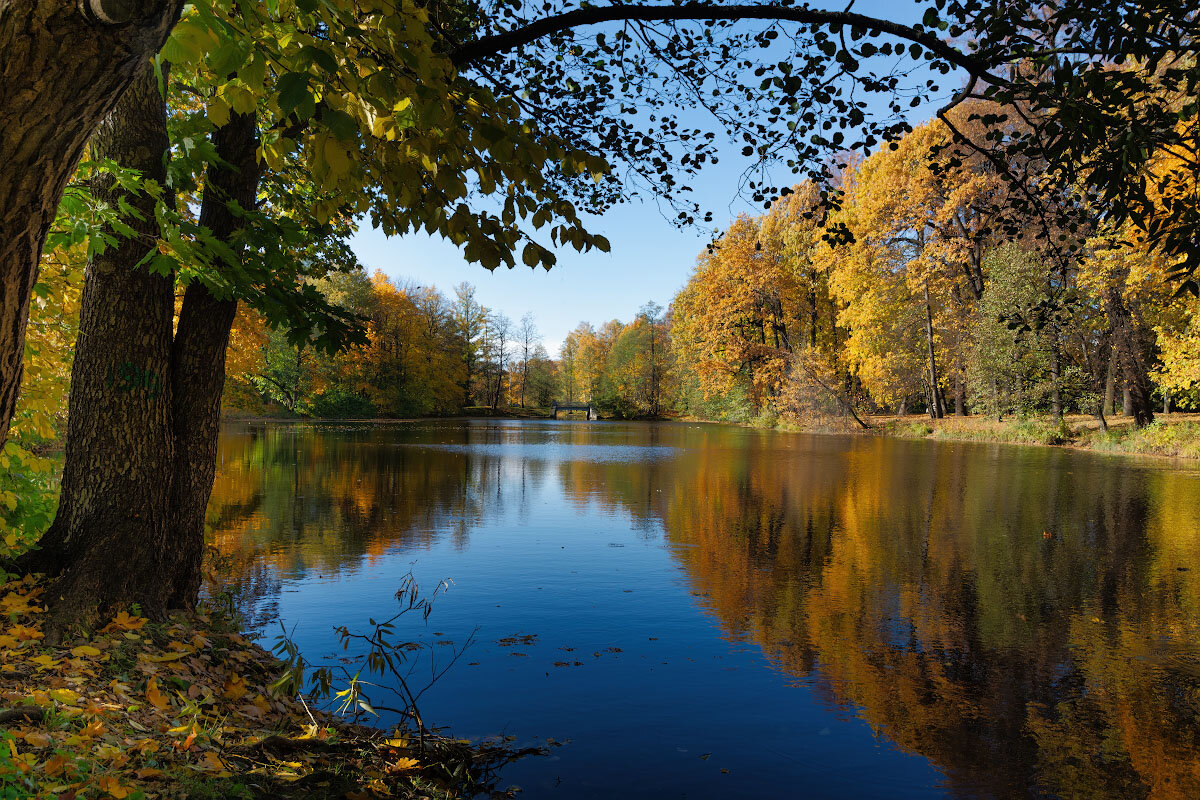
[767,411,1200,460]
[0,573,525,800]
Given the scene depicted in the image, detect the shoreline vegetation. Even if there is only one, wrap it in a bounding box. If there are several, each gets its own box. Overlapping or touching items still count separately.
[0,576,531,800]
[222,408,1200,463]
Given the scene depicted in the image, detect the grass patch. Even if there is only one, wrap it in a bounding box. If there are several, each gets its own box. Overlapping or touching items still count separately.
[1083,420,1200,459]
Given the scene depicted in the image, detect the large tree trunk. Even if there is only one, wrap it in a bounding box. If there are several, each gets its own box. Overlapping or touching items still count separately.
[0,0,182,448]
[1104,283,1154,427]
[20,64,177,625]
[166,286,238,608]
[165,113,259,609]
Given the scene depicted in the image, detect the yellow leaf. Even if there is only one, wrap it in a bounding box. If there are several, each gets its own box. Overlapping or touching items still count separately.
[22,732,50,748]
[388,757,421,772]
[11,624,44,641]
[79,719,106,739]
[146,677,169,710]
[70,645,101,658]
[96,774,134,799]
[48,688,78,704]
[222,674,248,701]
[101,611,147,632]
[199,751,227,772]
[323,137,350,179]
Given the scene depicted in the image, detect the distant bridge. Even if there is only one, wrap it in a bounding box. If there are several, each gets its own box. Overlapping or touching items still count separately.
[551,401,598,420]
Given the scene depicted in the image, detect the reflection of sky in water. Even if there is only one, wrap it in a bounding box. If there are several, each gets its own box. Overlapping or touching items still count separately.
[393,442,680,462]
[210,420,1200,800]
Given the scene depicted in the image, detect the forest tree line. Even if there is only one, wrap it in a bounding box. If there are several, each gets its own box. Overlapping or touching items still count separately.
[219,103,1200,427]
[223,273,558,418]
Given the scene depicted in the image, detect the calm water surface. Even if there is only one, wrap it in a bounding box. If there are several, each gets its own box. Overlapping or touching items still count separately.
[209,420,1200,798]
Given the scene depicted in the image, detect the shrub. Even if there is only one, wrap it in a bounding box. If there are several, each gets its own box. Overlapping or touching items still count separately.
[306,389,377,419]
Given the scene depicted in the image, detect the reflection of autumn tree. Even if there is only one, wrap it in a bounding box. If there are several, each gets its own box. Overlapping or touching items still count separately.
[208,424,507,590]
[551,430,1200,798]
[209,421,1200,796]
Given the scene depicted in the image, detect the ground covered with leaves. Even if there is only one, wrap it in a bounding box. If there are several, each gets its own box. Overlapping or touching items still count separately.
[0,575,520,799]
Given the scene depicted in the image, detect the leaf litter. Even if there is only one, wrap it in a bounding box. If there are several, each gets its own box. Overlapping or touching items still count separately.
[0,574,539,799]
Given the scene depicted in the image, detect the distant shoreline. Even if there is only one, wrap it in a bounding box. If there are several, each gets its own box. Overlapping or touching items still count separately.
[221,409,1200,463]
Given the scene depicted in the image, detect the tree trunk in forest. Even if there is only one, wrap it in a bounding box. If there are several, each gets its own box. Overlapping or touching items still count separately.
[1122,386,1133,417]
[18,64,177,626]
[922,282,944,419]
[955,374,967,417]
[1163,390,1170,415]
[1105,283,1154,427]
[0,0,182,449]
[1104,297,1152,424]
[1048,327,1063,421]
[1104,351,1117,416]
[165,112,259,609]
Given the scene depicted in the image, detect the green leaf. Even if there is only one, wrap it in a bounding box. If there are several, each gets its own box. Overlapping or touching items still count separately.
[321,108,358,141]
[297,44,339,75]
[277,72,311,115]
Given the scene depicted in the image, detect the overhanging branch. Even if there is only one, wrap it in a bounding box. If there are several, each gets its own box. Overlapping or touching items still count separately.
[450,3,1005,84]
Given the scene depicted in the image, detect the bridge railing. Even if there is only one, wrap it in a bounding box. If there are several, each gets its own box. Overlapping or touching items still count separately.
[551,402,597,420]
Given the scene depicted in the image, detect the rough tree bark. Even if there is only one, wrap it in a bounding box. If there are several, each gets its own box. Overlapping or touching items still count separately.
[26,91,258,621]
[0,0,182,448]
[165,113,258,609]
[19,64,178,625]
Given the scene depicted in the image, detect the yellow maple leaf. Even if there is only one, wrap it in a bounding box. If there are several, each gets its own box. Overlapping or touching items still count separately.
[11,624,44,641]
[101,611,147,632]
[0,591,40,615]
[387,756,421,773]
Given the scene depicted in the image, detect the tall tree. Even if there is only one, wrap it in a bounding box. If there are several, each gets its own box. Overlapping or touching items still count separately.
[517,313,540,408]
[0,0,183,449]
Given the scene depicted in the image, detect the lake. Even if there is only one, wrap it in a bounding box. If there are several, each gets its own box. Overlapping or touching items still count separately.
[208,419,1200,798]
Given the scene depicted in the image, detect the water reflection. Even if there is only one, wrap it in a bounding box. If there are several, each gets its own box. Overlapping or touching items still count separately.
[210,420,1200,798]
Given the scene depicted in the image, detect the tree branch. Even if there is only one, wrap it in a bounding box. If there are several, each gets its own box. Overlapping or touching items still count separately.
[451,3,1004,84]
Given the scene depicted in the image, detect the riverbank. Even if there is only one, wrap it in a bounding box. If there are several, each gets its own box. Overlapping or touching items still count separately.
[222,405,554,423]
[0,573,522,799]
[765,411,1200,460]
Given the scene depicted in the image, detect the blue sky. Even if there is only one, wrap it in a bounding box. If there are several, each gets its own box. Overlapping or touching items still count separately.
[350,1,937,355]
